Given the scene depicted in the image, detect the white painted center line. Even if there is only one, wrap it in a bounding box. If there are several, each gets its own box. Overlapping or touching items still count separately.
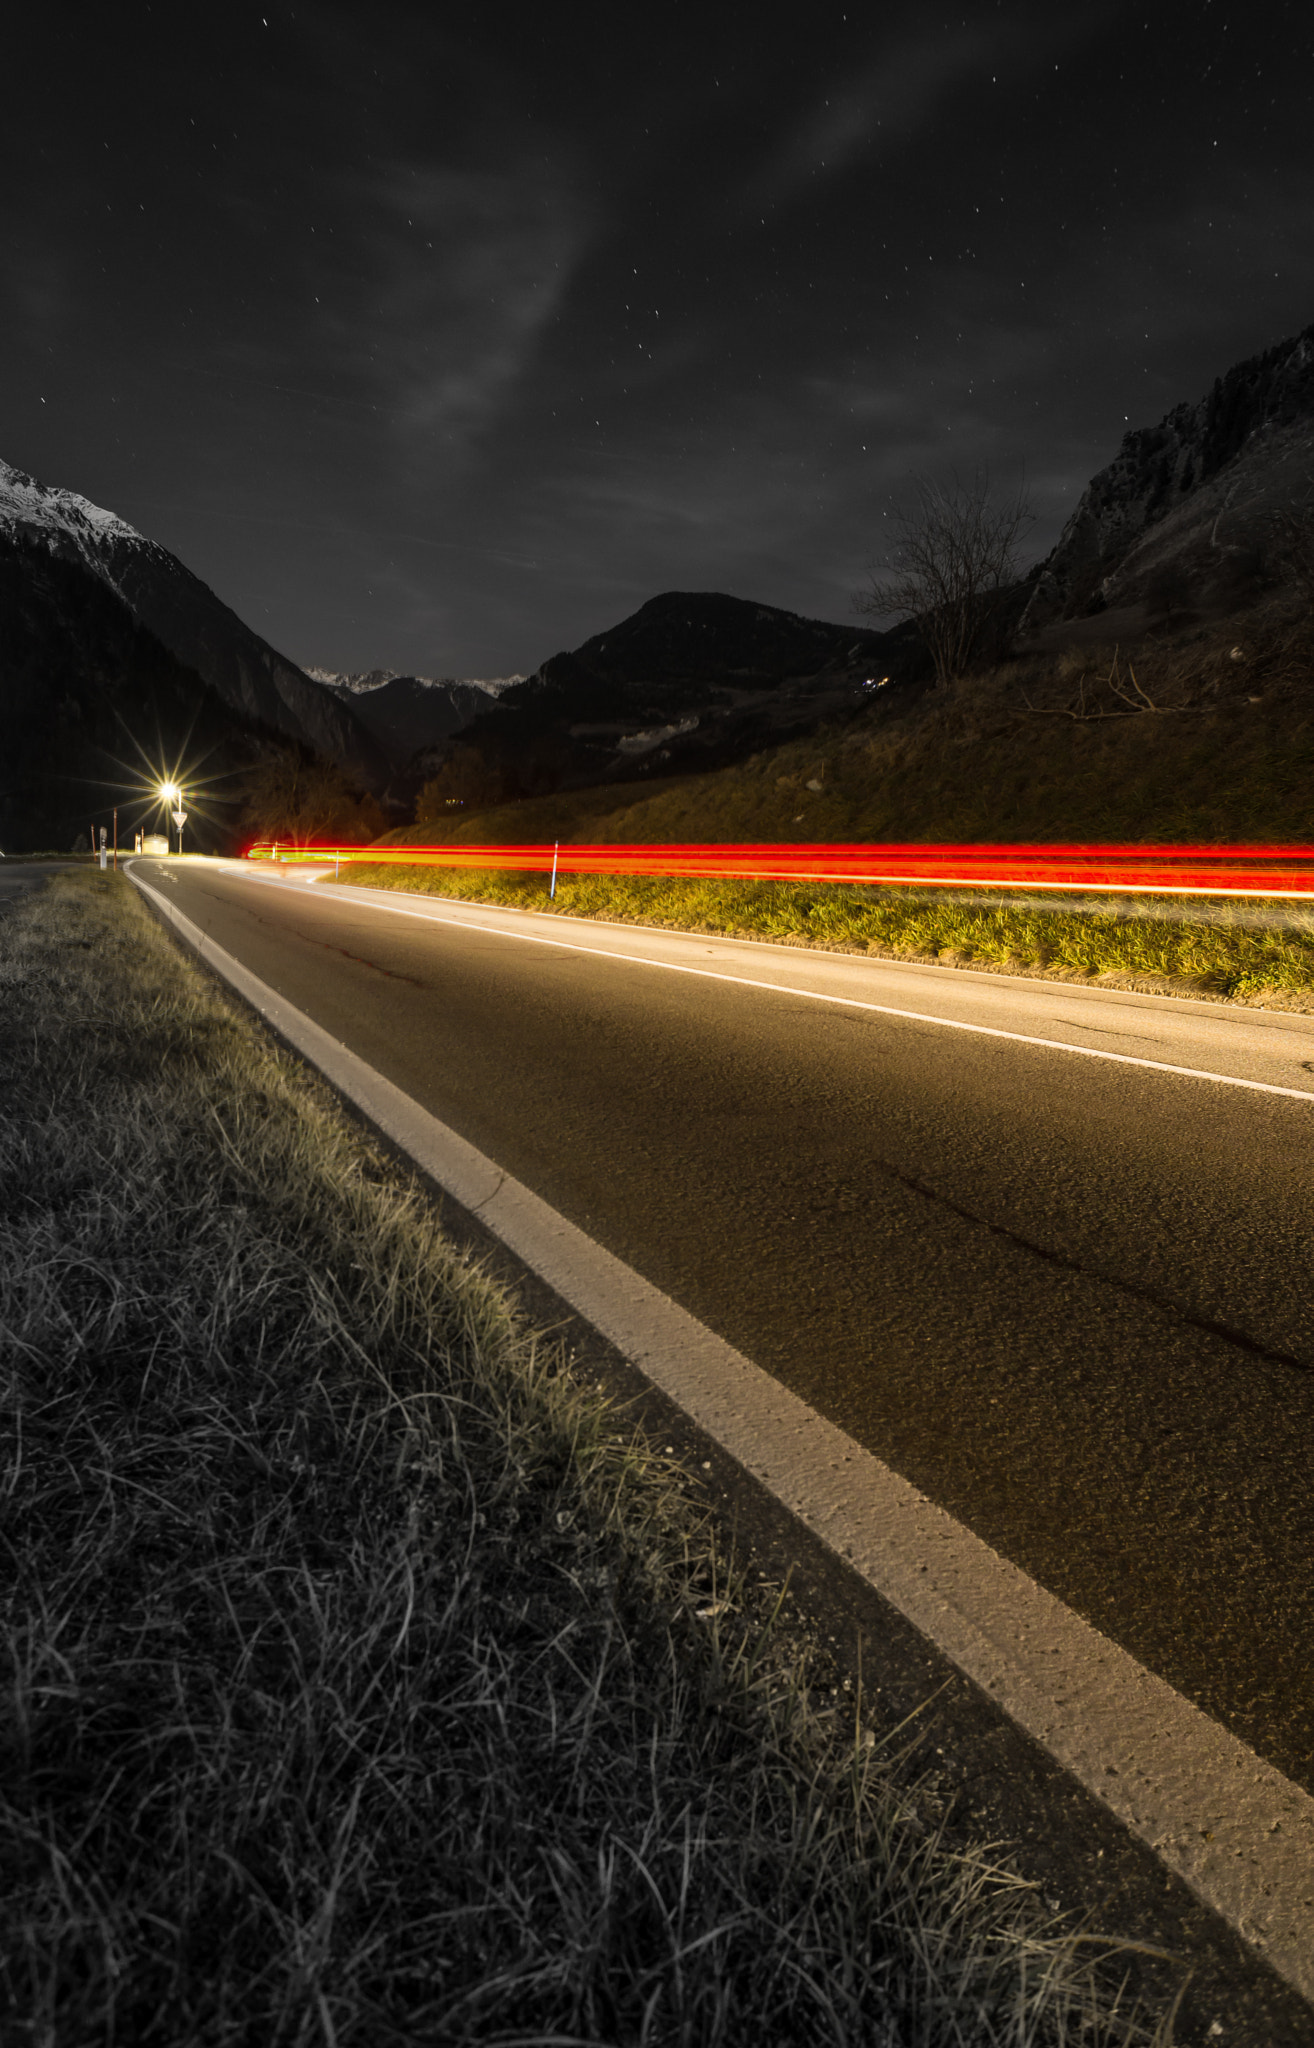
[258,872,1314,1107]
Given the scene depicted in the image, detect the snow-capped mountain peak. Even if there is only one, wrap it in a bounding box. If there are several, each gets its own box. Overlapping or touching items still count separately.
[304,666,524,698]
[0,459,146,551]
[0,455,388,782]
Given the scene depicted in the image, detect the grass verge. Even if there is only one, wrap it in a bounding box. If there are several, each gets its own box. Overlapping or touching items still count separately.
[337,863,1314,1012]
[1,870,1183,2044]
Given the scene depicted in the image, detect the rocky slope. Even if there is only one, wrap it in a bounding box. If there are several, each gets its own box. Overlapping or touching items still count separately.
[0,462,387,786]
[1022,322,1314,634]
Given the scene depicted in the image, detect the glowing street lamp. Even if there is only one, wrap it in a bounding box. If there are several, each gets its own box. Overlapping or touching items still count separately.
[159,781,188,857]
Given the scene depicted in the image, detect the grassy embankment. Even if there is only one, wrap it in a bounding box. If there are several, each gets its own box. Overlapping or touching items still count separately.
[338,867,1314,1014]
[0,869,1183,2044]
[351,605,1314,1009]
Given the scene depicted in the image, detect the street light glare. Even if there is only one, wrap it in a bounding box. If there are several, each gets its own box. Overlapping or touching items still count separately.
[160,781,179,801]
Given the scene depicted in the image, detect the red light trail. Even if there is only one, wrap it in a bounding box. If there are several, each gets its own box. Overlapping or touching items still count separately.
[244,841,1314,899]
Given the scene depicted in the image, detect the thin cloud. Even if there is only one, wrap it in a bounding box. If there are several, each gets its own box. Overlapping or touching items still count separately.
[755,30,992,205]
[748,5,1117,210]
[359,159,594,463]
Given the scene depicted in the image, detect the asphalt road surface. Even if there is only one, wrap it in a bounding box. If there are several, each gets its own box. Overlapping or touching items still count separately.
[146,858,1314,1800]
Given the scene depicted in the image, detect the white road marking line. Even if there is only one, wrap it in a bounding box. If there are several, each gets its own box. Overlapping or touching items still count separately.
[133,866,1314,2001]
[252,870,1314,1106]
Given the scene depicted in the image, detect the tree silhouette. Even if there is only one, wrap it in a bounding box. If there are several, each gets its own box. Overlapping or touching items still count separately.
[241,748,383,844]
[856,472,1033,685]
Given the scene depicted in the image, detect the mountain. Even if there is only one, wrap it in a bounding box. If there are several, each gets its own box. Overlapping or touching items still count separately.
[0,529,284,852]
[546,590,891,692]
[306,667,522,698]
[0,462,387,786]
[304,668,523,770]
[1022,321,1314,636]
[414,591,901,806]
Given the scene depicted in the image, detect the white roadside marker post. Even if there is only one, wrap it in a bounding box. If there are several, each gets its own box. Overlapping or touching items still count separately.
[550,840,559,900]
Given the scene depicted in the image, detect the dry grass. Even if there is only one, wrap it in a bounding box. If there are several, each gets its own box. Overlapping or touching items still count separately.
[0,870,1185,2045]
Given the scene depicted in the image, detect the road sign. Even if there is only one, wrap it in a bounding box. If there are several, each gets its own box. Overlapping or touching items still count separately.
[172,810,187,830]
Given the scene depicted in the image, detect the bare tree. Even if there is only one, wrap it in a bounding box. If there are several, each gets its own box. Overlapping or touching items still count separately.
[1020,647,1207,721]
[856,471,1034,685]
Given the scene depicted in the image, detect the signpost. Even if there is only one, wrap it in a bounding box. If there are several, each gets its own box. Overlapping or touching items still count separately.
[172,808,187,857]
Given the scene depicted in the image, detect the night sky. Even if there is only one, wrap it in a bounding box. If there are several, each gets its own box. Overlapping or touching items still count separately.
[5,2,1311,678]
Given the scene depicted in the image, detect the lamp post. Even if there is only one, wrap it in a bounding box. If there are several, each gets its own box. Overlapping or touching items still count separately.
[159,781,188,857]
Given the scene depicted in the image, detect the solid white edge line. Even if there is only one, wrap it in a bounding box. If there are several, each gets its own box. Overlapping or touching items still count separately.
[130,863,1314,2000]
[249,868,1314,1106]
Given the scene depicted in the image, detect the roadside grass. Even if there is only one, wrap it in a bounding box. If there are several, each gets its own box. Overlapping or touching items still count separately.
[337,863,1314,1011]
[0,870,1184,2045]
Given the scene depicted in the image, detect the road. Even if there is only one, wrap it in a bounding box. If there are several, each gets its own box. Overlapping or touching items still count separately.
[146,857,1314,1800]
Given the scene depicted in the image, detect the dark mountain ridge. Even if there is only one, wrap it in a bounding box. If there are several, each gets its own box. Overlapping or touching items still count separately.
[0,532,285,852]
[414,591,902,807]
[104,538,389,786]
[1023,320,1314,632]
[0,460,388,789]
[319,674,508,770]
[549,589,891,689]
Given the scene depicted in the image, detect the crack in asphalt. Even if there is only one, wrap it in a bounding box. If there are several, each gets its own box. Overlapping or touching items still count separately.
[466,1169,508,1217]
[890,1162,1312,1375]
[318,941,426,987]
[184,883,427,988]
[1052,1017,1163,1042]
